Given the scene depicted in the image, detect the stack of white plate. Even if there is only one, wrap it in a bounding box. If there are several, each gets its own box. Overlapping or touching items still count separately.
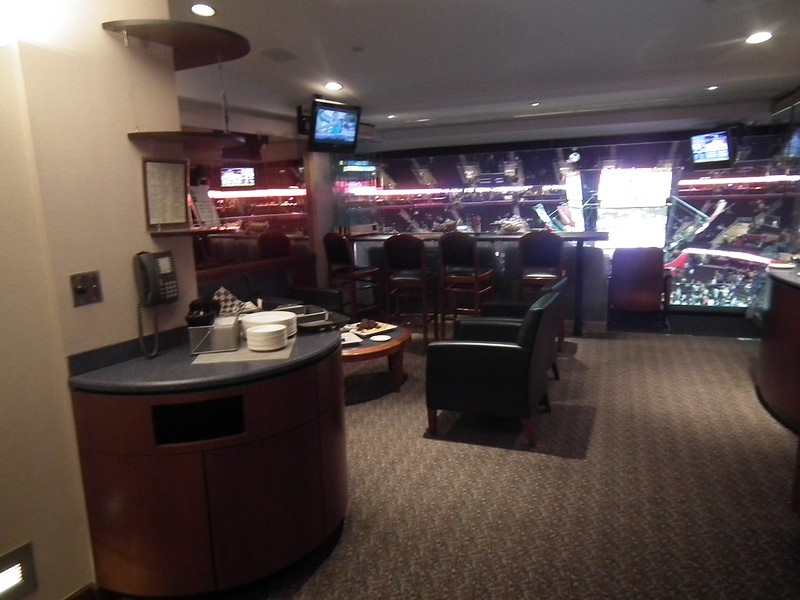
[246,324,288,352]
[241,311,298,339]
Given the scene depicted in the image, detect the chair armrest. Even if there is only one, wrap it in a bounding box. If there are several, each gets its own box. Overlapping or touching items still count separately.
[454,318,522,343]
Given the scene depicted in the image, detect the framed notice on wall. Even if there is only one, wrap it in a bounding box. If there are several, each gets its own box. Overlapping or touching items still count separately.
[142,159,189,231]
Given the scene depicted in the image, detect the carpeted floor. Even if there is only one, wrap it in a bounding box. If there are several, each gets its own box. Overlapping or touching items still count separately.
[199,331,800,599]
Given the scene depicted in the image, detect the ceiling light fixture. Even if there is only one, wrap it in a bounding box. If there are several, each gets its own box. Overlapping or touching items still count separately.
[530,102,541,107]
[707,85,719,91]
[746,31,772,44]
[387,115,397,119]
[324,81,343,91]
[191,4,216,17]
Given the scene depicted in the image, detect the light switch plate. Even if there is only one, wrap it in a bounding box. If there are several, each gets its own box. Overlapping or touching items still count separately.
[70,271,103,307]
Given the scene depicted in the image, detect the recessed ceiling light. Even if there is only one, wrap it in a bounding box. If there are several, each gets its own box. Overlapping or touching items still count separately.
[746,31,772,44]
[530,102,541,107]
[387,115,397,119]
[191,4,216,17]
[707,85,719,91]
[324,81,343,91]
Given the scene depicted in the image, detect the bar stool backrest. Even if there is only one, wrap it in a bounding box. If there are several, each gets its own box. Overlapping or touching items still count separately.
[257,230,292,259]
[384,234,426,271]
[439,231,478,268]
[519,230,563,270]
[323,231,354,270]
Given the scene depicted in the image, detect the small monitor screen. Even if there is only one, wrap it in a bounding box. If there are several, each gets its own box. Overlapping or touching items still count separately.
[220,167,256,187]
[784,128,800,159]
[309,101,361,152]
[691,130,731,165]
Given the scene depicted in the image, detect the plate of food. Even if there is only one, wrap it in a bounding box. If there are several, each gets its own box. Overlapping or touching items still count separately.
[351,319,398,336]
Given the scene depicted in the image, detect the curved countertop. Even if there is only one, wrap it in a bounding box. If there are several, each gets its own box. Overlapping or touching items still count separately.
[69,330,341,395]
[765,264,800,288]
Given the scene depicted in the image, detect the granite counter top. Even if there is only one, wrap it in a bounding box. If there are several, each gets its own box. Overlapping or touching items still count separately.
[69,330,341,395]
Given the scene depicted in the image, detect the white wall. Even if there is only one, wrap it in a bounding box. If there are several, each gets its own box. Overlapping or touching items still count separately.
[0,1,195,598]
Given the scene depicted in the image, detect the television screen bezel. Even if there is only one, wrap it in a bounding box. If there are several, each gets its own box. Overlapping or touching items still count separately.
[308,99,361,153]
[690,129,733,169]
[219,166,257,188]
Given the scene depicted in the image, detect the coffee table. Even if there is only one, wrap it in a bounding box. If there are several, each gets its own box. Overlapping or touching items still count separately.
[340,326,412,392]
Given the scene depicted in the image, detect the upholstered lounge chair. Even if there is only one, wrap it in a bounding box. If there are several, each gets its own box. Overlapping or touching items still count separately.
[425,290,561,446]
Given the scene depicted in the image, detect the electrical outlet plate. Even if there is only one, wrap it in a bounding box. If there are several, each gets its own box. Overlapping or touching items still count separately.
[70,271,103,307]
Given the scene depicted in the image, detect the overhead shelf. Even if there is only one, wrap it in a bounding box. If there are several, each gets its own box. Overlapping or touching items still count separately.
[102,19,250,71]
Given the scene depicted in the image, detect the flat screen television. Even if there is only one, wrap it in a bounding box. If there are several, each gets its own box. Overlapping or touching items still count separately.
[690,130,732,169]
[308,99,361,153]
[782,127,800,159]
[219,166,256,188]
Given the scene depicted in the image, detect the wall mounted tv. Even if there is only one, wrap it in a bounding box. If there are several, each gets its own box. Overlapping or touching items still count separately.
[690,130,733,169]
[219,166,256,188]
[783,127,800,159]
[308,99,361,153]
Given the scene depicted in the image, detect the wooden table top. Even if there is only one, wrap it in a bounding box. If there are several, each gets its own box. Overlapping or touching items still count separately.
[340,327,412,362]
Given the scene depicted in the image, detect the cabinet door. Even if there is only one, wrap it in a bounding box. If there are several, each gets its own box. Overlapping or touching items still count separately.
[204,421,324,590]
[81,452,215,597]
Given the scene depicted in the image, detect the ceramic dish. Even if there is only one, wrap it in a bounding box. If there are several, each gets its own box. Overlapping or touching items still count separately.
[370,334,392,342]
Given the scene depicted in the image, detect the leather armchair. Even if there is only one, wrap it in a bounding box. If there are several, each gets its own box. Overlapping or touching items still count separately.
[476,276,569,357]
[425,290,561,446]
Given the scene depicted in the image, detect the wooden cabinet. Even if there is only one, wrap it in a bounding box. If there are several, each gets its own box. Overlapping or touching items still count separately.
[71,351,347,597]
[755,271,800,518]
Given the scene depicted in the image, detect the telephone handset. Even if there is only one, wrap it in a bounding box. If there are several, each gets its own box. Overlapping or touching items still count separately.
[134,251,179,307]
[134,251,178,358]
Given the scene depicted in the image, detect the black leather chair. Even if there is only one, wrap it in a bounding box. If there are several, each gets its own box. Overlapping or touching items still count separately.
[323,231,381,319]
[471,276,569,375]
[425,290,560,446]
[438,231,494,337]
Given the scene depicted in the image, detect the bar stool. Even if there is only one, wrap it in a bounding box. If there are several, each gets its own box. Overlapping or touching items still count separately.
[439,231,494,337]
[383,234,438,345]
[518,229,565,301]
[323,231,381,319]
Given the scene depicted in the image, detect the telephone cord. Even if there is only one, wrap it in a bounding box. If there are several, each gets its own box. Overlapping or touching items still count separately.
[137,303,161,359]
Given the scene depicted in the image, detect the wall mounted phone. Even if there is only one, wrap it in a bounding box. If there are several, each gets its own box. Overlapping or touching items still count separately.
[134,251,179,306]
[134,251,178,358]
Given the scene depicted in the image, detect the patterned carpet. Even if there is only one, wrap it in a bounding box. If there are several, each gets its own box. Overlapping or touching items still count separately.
[229,331,800,599]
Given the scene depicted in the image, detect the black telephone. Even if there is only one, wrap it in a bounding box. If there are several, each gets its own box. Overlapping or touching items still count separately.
[134,251,179,307]
[134,251,178,358]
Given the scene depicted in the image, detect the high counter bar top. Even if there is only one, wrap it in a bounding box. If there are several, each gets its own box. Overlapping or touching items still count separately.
[350,230,609,243]
[69,330,341,395]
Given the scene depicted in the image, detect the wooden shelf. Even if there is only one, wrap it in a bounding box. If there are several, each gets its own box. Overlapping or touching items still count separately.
[103,19,250,71]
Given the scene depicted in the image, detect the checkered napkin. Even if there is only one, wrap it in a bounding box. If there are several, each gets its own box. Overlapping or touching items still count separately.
[212,287,241,315]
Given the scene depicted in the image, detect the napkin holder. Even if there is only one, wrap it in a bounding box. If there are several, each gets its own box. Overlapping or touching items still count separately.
[189,314,241,355]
